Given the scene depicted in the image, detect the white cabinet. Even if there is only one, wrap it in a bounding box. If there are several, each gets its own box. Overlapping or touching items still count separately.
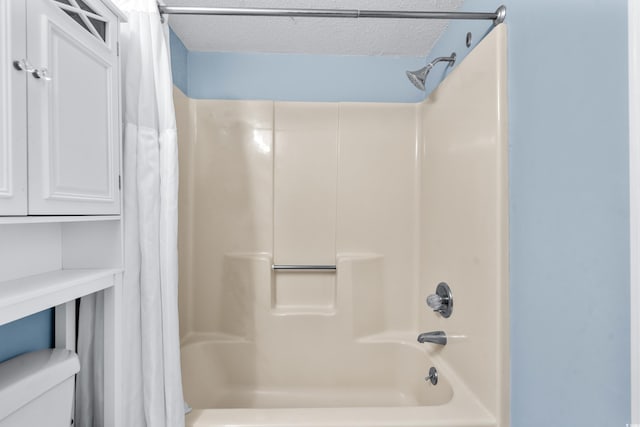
[1,0,122,215]
[0,1,28,215]
[0,0,125,424]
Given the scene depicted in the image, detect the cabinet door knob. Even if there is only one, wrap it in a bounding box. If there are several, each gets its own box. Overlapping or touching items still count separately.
[13,59,34,73]
[32,68,52,81]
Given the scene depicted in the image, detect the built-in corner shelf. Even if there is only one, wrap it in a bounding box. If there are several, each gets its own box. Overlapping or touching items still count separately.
[0,268,122,326]
[0,215,121,225]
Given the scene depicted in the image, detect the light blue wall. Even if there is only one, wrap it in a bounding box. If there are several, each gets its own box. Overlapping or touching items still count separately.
[170,31,426,103]
[170,28,188,95]
[0,310,54,363]
[169,1,631,423]
[431,1,630,426]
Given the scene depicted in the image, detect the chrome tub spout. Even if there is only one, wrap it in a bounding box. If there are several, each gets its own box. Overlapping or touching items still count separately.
[417,331,447,345]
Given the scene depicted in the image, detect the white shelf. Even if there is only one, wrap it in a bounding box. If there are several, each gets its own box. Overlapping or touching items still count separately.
[0,268,121,326]
[0,215,120,225]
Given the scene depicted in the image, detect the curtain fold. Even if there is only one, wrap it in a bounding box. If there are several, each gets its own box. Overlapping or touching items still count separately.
[75,1,184,426]
[76,293,104,427]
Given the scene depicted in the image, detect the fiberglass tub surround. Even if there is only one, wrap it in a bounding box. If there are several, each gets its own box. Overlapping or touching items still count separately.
[175,25,508,427]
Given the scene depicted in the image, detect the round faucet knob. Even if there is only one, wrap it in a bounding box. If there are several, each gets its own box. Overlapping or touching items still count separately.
[425,282,453,318]
[426,293,444,310]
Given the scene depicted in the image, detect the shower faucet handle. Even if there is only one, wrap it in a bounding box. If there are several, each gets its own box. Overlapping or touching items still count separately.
[426,282,453,318]
[426,294,444,311]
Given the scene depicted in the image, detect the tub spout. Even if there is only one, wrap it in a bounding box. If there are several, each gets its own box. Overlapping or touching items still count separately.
[417,331,447,345]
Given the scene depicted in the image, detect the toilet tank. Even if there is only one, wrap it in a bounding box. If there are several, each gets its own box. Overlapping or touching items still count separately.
[0,349,80,427]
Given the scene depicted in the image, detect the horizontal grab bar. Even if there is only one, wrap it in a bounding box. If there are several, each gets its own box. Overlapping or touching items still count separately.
[272,265,337,271]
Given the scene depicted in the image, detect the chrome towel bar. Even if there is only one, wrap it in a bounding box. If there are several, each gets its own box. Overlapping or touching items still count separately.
[272,265,336,271]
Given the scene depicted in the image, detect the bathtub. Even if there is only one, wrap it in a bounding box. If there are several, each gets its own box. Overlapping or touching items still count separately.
[181,333,495,427]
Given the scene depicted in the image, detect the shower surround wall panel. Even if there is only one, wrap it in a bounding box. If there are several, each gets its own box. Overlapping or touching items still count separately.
[175,24,508,427]
[336,104,420,331]
[273,103,338,311]
[420,25,509,425]
[182,98,274,336]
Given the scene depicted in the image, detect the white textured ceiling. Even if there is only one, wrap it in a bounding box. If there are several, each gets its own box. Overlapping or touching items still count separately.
[167,0,464,56]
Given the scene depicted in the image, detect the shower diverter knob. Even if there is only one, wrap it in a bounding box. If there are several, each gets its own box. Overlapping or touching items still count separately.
[426,282,453,318]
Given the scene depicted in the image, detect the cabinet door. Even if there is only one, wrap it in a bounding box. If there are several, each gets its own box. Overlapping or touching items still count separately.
[0,0,28,215]
[27,0,120,215]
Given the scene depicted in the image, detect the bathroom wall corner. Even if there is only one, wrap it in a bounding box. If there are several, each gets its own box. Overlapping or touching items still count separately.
[169,27,189,97]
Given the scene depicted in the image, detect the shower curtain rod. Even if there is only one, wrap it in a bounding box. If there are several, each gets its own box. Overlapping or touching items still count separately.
[158,4,506,25]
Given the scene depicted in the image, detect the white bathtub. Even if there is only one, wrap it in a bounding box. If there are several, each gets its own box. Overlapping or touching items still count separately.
[181,333,495,427]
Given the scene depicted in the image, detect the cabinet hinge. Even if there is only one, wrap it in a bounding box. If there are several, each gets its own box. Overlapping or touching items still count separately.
[117,42,120,56]
[118,175,121,190]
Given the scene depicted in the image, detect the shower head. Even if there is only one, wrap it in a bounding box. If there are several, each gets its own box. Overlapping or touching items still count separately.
[406,52,457,91]
[406,65,432,91]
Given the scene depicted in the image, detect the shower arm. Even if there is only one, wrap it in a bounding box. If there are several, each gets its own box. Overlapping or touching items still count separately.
[428,55,456,68]
[406,51,456,91]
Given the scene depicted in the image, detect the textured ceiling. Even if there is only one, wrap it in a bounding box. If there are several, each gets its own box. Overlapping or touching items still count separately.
[167,0,464,56]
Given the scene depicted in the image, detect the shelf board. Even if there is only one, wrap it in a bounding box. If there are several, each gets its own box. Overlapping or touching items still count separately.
[0,268,121,326]
[0,215,120,225]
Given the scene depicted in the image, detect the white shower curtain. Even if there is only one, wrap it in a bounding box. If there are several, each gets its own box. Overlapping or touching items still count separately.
[76,1,184,426]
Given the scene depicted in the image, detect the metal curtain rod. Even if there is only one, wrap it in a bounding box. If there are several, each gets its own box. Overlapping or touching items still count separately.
[158,4,506,25]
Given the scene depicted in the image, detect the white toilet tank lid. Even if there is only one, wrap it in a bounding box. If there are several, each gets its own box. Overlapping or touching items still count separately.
[0,349,80,420]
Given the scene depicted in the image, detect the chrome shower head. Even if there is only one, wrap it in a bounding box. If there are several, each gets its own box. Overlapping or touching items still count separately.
[406,65,433,91]
[406,52,457,91]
